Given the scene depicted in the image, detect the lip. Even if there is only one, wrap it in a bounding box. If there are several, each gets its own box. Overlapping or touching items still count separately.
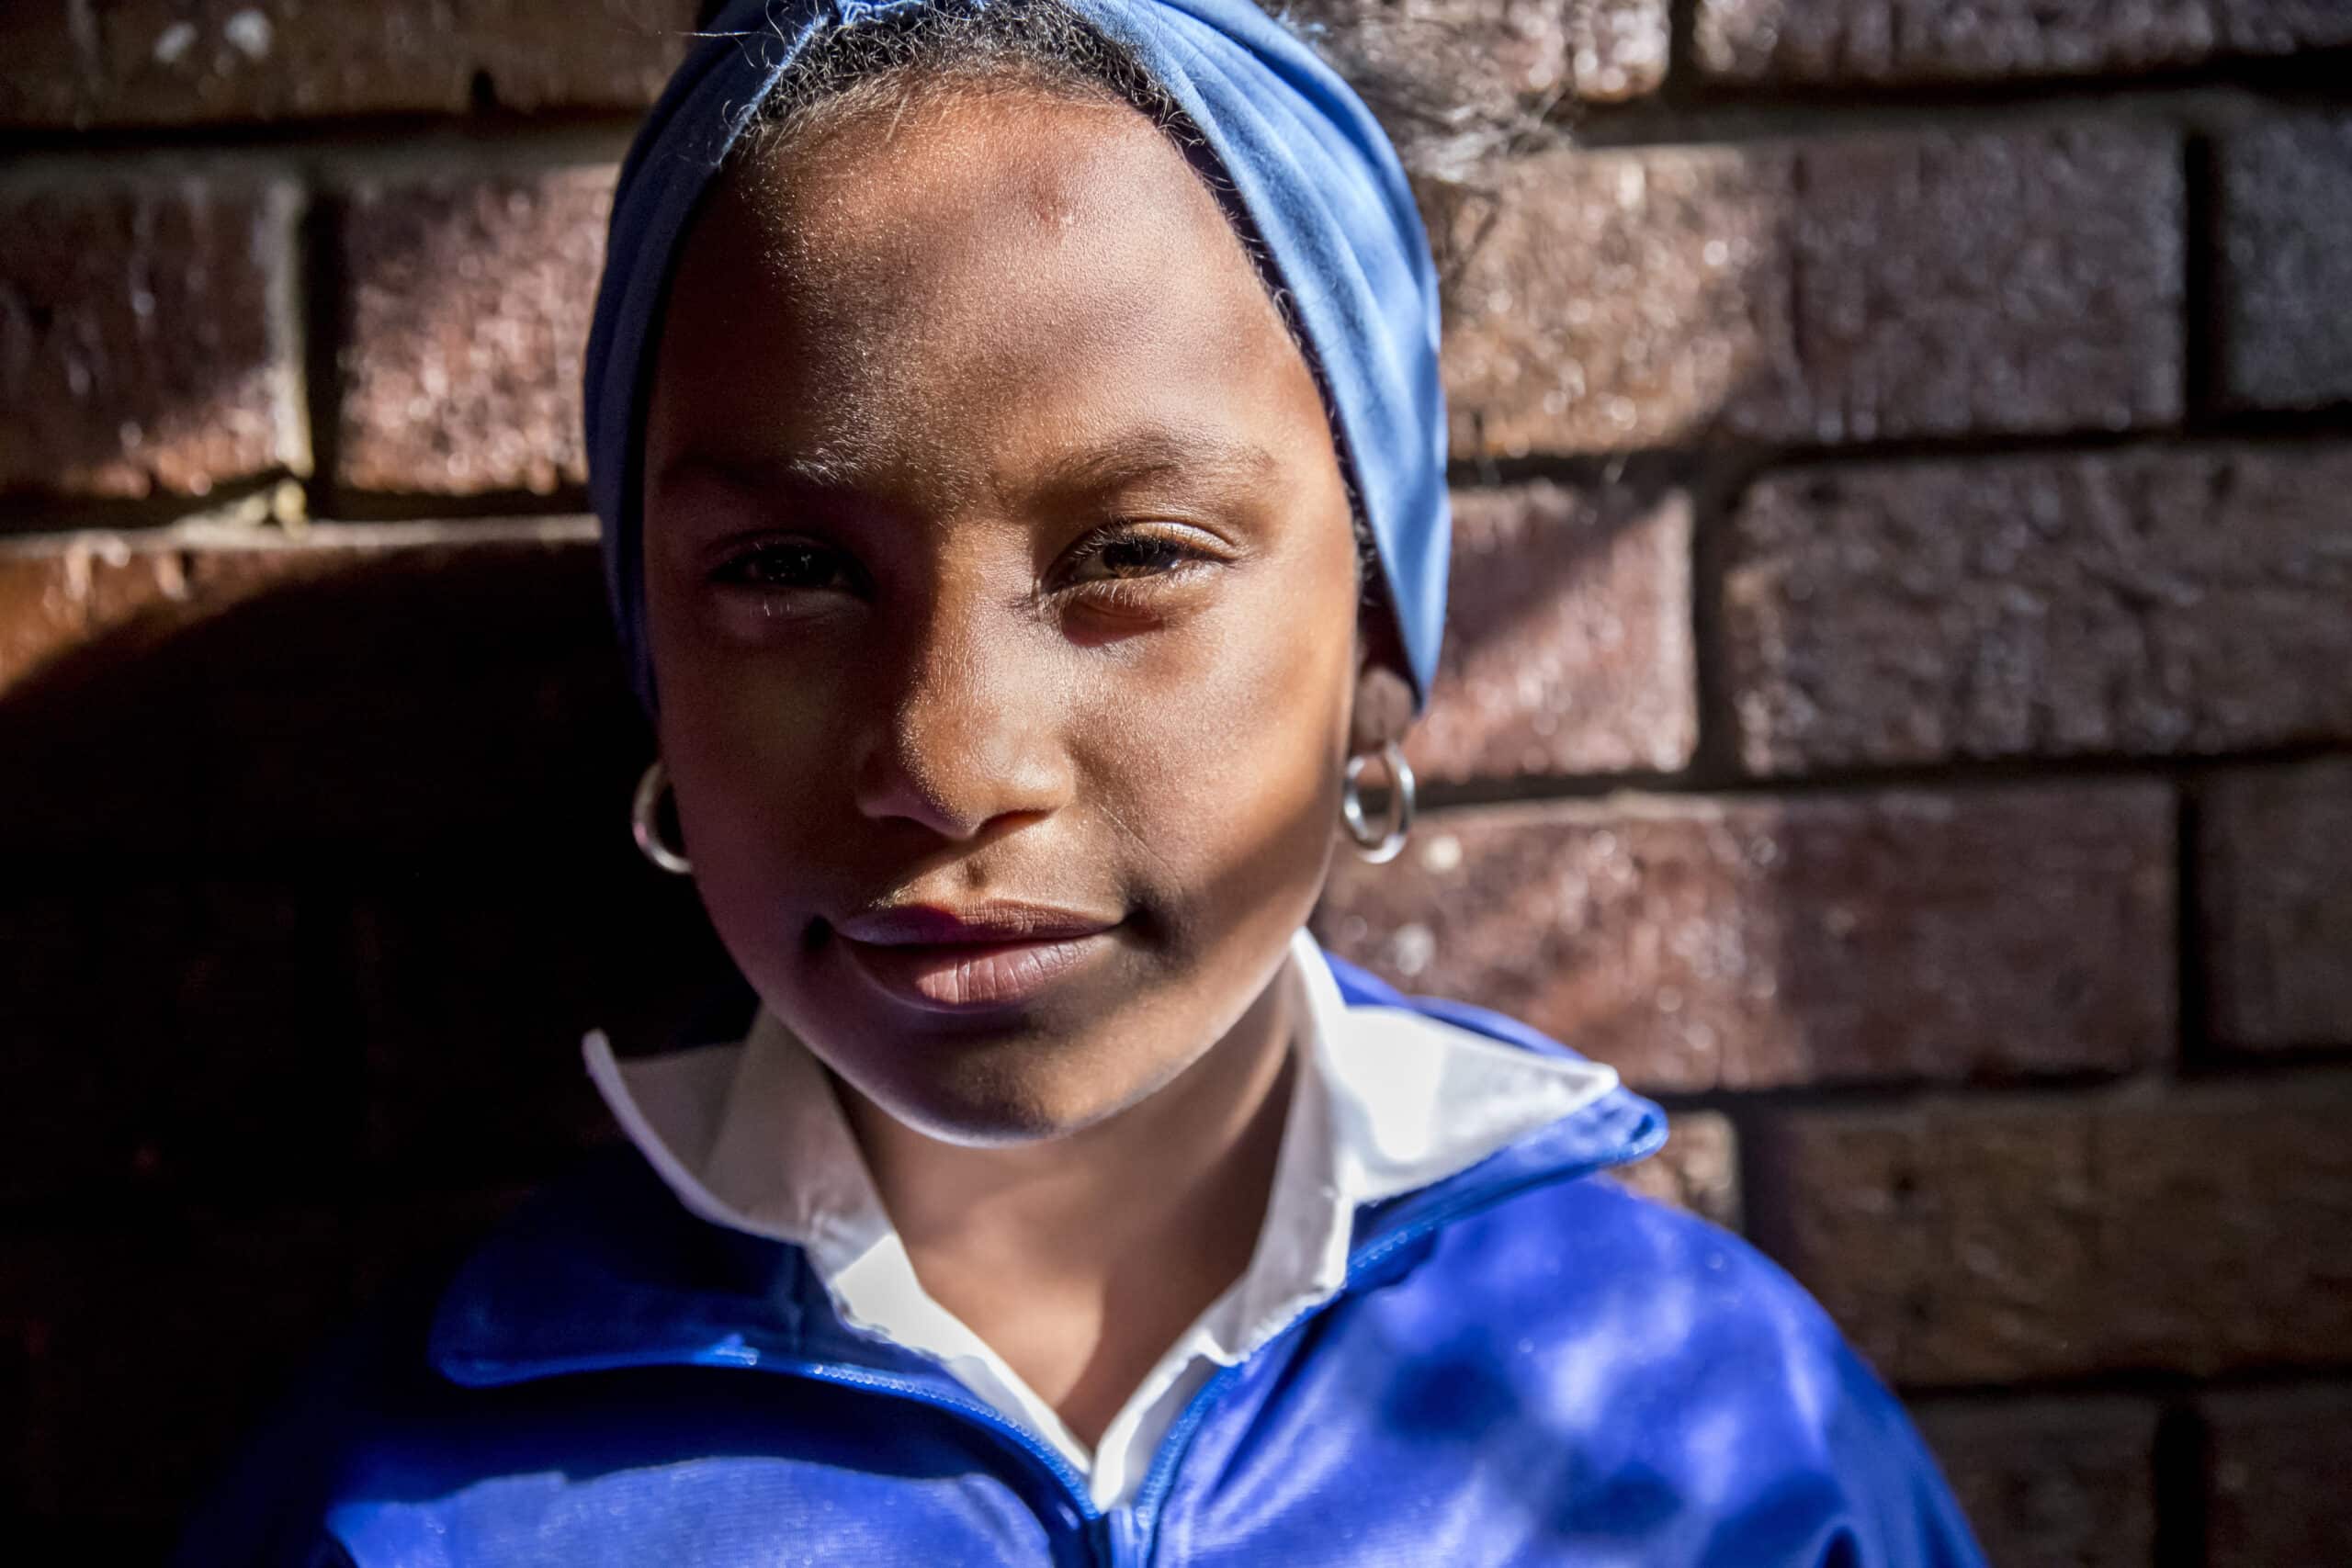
[831,902,1121,1012]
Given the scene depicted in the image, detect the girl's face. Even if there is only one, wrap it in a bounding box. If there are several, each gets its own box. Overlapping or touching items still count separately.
[641,85,1372,1145]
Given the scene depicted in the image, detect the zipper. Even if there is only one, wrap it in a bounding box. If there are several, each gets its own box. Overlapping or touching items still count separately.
[1122,1125,1666,1554]
[446,1106,1662,1566]
[1087,1509,1143,1566]
[736,1353,1103,1529]
[741,1139,1648,1568]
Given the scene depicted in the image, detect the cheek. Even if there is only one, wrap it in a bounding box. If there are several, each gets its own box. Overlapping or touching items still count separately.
[642,567,846,931]
[1091,558,1358,942]
[641,494,1360,1042]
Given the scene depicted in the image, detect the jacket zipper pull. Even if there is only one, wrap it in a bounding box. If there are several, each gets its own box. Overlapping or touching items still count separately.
[1086,1508,1140,1566]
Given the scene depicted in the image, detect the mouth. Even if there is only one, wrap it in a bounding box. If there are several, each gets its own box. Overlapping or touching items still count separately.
[831,902,1123,1013]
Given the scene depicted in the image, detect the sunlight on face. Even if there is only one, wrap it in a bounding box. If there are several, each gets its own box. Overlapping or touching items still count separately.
[640,86,1363,1145]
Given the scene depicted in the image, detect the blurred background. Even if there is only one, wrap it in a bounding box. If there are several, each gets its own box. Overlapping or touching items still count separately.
[2,1,2348,1562]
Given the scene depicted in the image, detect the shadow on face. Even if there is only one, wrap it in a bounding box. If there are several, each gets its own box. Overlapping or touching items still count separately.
[639,83,1381,1145]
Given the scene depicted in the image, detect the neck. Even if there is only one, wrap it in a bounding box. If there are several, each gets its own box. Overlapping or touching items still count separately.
[835,964,1302,1449]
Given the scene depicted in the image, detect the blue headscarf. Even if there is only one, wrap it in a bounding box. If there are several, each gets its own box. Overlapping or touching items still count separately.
[584,0,1449,710]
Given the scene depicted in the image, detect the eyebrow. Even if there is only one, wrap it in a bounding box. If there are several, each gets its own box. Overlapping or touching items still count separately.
[650,449,876,503]
[657,425,1281,498]
[1031,428,1284,498]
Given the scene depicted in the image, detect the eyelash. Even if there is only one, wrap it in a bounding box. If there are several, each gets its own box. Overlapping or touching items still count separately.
[711,539,861,595]
[709,525,1222,602]
[1057,526,1220,588]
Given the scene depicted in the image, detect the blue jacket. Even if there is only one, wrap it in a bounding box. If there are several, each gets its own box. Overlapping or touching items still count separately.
[176,960,1985,1566]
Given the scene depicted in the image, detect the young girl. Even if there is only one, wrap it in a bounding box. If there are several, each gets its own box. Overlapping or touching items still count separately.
[181,0,1984,1562]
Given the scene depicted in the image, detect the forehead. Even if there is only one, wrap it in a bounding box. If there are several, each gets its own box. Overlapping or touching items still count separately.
[645,86,1317,483]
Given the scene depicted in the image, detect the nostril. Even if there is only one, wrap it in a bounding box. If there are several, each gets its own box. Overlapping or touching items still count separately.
[849,659,1074,836]
[852,754,984,839]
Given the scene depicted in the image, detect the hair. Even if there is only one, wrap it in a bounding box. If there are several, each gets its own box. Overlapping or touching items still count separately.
[695,0,1558,175]
[746,0,1180,140]
[692,0,1396,620]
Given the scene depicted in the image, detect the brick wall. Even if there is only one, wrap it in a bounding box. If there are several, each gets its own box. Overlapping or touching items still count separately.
[2,2,2346,1560]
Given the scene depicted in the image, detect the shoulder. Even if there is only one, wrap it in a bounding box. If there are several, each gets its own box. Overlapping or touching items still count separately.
[1408,1174,1860,1406]
[171,1150,711,1567]
[1352,1177,1986,1565]
[168,1260,449,1566]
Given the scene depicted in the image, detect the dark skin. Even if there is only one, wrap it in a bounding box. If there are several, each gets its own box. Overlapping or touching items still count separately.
[641,82,1413,1447]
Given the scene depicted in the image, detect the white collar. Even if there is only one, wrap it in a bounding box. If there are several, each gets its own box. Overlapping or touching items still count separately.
[584,927,1616,1509]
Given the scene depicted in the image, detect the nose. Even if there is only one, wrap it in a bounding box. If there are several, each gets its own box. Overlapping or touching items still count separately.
[850,597,1072,840]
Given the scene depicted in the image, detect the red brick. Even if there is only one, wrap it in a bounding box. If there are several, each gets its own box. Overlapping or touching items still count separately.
[0,521,305,694]
[0,865,732,1210]
[0,522,547,698]
[2204,1385,2352,1568]
[1561,0,1673,99]
[180,530,644,858]
[1431,126,2181,457]
[0,880,362,1203]
[0,538,738,1190]
[1609,1111,1741,1229]
[0,1,699,127]
[352,861,736,1184]
[0,539,153,692]
[1428,145,1787,456]
[1782,129,2182,444]
[335,166,615,495]
[2219,116,2352,412]
[1410,483,1694,783]
[0,522,651,861]
[1724,445,2352,773]
[2201,759,2352,1051]
[0,889,177,1201]
[0,529,344,859]
[0,175,303,499]
[1314,784,2174,1092]
[1914,1399,2159,1568]
[1750,1079,2352,1385]
[1698,0,2352,85]
[1285,0,1667,143]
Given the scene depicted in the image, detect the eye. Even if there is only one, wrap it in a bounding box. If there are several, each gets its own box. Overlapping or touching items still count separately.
[1059,525,1222,587]
[712,537,861,595]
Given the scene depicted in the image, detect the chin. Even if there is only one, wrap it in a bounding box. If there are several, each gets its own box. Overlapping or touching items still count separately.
[838,1028,1178,1149]
[885,1088,1092,1148]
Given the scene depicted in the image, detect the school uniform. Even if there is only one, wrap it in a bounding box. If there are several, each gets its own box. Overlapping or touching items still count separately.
[175,931,1984,1566]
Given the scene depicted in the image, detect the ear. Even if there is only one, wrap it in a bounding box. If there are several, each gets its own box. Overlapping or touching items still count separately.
[1350,615,1418,757]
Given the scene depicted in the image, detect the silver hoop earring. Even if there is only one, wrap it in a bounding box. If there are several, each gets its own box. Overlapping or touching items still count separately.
[631,760,693,875]
[1340,739,1414,864]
